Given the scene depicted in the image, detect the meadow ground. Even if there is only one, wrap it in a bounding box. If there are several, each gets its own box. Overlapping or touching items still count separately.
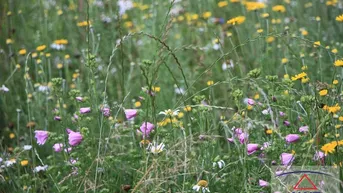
[1,0,343,192]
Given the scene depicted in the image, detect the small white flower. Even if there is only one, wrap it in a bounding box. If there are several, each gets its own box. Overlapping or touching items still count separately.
[213,44,220,50]
[34,165,48,172]
[262,108,271,115]
[50,43,65,50]
[5,159,16,167]
[23,145,32,150]
[159,109,180,117]
[213,160,225,169]
[147,142,165,154]
[118,0,133,15]
[0,85,9,92]
[192,180,210,192]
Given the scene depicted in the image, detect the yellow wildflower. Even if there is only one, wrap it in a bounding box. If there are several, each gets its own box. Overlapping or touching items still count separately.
[202,12,212,19]
[227,16,246,25]
[336,14,343,22]
[21,160,29,166]
[319,89,328,96]
[135,101,141,108]
[207,80,214,86]
[36,45,46,52]
[272,5,286,13]
[332,49,338,54]
[334,60,343,67]
[19,49,27,55]
[313,41,321,47]
[333,80,339,85]
[218,1,228,7]
[291,72,307,81]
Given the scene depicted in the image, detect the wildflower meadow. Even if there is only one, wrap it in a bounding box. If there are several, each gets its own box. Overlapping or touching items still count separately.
[1,0,343,192]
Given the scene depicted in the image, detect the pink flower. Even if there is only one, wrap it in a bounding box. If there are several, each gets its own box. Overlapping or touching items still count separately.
[239,133,248,144]
[64,147,72,153]
[313,150,325,161]
[247,144,259,155]
[53,143,63,152]
[227,138,234,143]
[285,134,300,143]
[234,128,243,136]
[137,122,154,137]
[75,97,83,102]
[101,107,110,117]
[280,153,294,166]
[283,120,290,126]
[66,128,83,146]
[80,107,91,114]
[299,126,309,133]
[125,109,138,120]
[34,130,49,145]
[54,116,61,121]
[244,98,255,105]
[259,179,269,187]
[279,111,285,116]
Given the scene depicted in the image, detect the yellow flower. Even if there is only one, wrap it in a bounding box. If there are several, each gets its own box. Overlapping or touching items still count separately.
[135,101,141,108]
[321,142,337,154]
[19,49,27,55]
[16,64,21,69]
[202,12,212,19]
[257,29,263,33]
[332,49,338,54]
[284,74,289,79]
[9,133,15,139]
[6,39,13,44]
[291,72,307,81]
[272,5,286,13]
[36,45,46,52]
[57,63,63,69]
[227,16,246,25]
[319,89,328,96]
[301,65,308,70]
[178,112,184,118]
[313,41,321,47]
[316,16,321,21]
[335,125,341,129]
[218,1,228,7]
[265,129,273,135]
[247,105,253,110]
[65,54,70,59]
[261,13,269,18]
[207,80,214,86]
[21,160,29,166]
[323,104,341,114]
[152,86,160,92]
[77,20,91,27]
[230,0,240,2]
[336,14,343,22]
[57,9,63,15]
[197,180,208,187]
[266,36,275,43]
[244,2,266,11]
[184,105,192,112]
[45,53,51,57]
[334,60,343,67]
[301,30,308,36]
[339,116,343,121]
[54,39,68,45]
[281,58,288,64]
[333,80,339,85]
[254,93,260,100]
[301,77,310,84]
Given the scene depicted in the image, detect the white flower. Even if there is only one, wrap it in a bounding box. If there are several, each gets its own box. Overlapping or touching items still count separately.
[23,145,32,150]
[213,44,220,50]
[50,43,65,50]
[147,142,165,154]
[0,85,9,92]
[118,0,133,15]
[0,158,2,163]
[38,85,50,92]
[159,109,179,117]
[34,165,48,172]
[5,159,16,167]
[192,180,210,192]
[174,85,185,95]
[262,108,271,115]
[212,160,225,169]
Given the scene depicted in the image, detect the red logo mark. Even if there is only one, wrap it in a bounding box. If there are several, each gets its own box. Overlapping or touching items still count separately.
[293,174,318,190]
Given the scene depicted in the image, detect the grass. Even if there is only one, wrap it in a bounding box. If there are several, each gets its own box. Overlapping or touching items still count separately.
[1,0,343,192]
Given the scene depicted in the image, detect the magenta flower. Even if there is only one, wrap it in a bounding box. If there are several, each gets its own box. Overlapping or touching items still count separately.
[299,125,309,133]
[247,144,259,155]
[125,109,138,120]
[137,122,154,137]
[279,111,285,117]
[234,128,243,136]
[66,128,83,146]
[80,107,91,114]
[283,120,290,126]
[101,107,110,117]
[239,133,248,144]
[259,179,269,187]
[53,143,63,152]
[285,134,300,143]
[313,150,325,161]
[34,130,49,145]
[227,138,234,143]
[280,153,294,166]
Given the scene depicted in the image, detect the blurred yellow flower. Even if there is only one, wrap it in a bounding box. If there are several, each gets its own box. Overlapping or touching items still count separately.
[336,14,343,22]
[152,86,160,92]
[36,45,46,52]
[9,133,15,139]
[21,160,29,166]
[184,105,192,112]
[77,20,91,27]
[266,36,275,43]
[333,80,339,85]
[202,12,212,19]
[207,80,214,86]
[218,1,228,7]
[332,49,338,54]
[334,59,343,67]
[244,2,266,11]
[19,49,27,55]
[281,58,288,64]
[319,89,328,96]
[6,39,13,44]
[135,101,141,108]
[272,5,286,13]
[54,39,68,45]
[227,16,246,25]
[57,9,63,15]
[313,41,321,47]
[261,13,269,18]
[291,72,307,81]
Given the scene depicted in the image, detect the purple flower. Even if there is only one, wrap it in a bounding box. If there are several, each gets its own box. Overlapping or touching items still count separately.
[101,107,110,117]
[283,120,290,127]
[313,150,325,161]
[259,179,269,187]
[125,109,138,120]
[66,128,83,146]
[53,143,63,152]
[227,138,234,143]
[280,153,294,166]
[80,107,91,114]
[239,133,248,144]
[285,134,300,143]
[260,142,271,150]
[75,97,83,102]
[279,111,285,117]
[234,128,243,136]
[137,122,154,137]
[34,130,49,145]
[299,125,309,133]
[247,144,259,155]
[54,116,61,121]
[64,147,72,153]
[244,98,255,105]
